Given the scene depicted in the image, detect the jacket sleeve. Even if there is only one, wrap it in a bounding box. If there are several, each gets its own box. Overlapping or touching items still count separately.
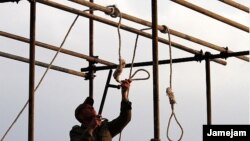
[70,125,92,141]
[107,100,132,137]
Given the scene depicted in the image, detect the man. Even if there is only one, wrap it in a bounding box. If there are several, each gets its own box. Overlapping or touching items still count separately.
[70,79,132,141]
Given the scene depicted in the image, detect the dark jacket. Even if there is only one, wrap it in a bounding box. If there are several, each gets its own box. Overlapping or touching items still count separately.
[70,100,132,141]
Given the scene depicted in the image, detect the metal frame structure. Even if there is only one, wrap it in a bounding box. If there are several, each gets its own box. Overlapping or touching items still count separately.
[0,0,249,141]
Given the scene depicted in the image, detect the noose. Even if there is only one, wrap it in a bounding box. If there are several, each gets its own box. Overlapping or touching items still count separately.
[109,6,151,141]
[112,6,150,85]
[164,26,184,141]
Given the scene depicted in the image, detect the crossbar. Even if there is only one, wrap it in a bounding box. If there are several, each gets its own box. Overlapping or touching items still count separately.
[70,0,249,62]
[218,0,249,13]
[170,0,249,32]
[36,0,227,66]
[0,31,115,66]
[0,51,86,77]
[81,51,249,71]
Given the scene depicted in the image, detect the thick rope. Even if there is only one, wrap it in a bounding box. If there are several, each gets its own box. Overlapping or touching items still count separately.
[165,26,184,141]
[130,69,150,81]
[119,29,152,141]
[112,6,125,84]
[107,8,151,139]
[129,28,151,79]
[110,6,150,141]
[111,7,151,84]
[106,6,125,141]
[123,28,151,100]
[0,9,94,141]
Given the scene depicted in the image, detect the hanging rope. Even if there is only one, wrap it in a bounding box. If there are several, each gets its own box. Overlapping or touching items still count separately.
[129,28,151,78]
[106,6,151,141]
[164,25,184,141]
[105,6,125,141]
[119,28,152,141]
[110,5,126,84]
[0,9,95,141]
[109,5,151,85]
[126,28,152,97]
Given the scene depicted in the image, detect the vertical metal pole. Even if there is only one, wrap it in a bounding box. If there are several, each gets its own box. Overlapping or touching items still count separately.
[151,0,160,140]
[29,1,36,141]
[89,0,94,98]
[205,52,212,125]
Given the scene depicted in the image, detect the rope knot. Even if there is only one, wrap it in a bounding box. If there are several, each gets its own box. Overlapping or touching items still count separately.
[166,87,176,105]
[113,58,126,83]
[106,5,121,18]
[160,25,168,33]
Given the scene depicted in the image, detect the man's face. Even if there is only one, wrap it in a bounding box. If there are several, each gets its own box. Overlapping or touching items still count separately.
[80,104,97,121]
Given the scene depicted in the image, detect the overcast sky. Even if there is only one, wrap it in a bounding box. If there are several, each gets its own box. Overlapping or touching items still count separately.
[0,0,249,141]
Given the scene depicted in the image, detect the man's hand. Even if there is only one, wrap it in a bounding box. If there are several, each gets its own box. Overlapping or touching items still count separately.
[121,79,132,101]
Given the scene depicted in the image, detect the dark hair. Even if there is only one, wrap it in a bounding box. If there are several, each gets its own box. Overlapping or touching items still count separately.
[74,97,94,123]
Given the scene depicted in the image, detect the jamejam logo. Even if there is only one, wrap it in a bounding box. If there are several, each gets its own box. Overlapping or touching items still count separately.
[203,125,249,141]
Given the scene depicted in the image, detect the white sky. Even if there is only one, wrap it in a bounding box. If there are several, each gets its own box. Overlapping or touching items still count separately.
[0,0,249,141]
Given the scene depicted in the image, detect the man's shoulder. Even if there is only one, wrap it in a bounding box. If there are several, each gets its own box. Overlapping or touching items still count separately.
[70,125,83,133]
[71,125,81,129]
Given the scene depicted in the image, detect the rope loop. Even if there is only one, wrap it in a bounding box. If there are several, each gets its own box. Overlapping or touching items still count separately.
[130,69,150,81]
[167,111,184,141]
[164,24,184,141]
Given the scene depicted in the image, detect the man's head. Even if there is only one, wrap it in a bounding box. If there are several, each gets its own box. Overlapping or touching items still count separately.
[75,97,97,123]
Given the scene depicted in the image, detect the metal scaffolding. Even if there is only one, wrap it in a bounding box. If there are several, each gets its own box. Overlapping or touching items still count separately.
[0,0,249,141]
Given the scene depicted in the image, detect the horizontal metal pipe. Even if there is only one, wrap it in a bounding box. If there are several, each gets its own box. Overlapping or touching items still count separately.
[0,30,115,66]
[70,0,249,62]
[206,51,249,59]
[0,51,86,77]
[168,29,249,62]
[81,50,205,71]
[218,0,249,13]
[36,0,227,66]
[170,0,249,33]
[81,51,249,71]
